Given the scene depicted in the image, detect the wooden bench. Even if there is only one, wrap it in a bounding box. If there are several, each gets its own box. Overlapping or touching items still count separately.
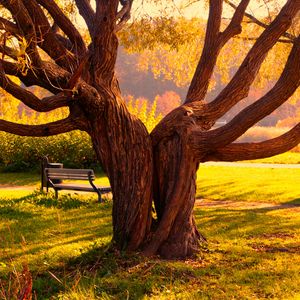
[45,168,111,202]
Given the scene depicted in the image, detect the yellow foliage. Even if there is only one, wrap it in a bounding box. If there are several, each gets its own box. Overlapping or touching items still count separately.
[126,96,162,132]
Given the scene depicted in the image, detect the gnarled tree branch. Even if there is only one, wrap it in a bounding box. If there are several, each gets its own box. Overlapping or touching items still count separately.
[0,116,77,136]
[191,35,300,154]
[21,0,77,72]
[0,63,72,112]
[185,0,251,104]
[37,0,87,55]
[0,44,17,60]
[90,1,119,84]
[185,0,223,103]
[220,0,251,45]
[202,123,300,162]
[205,0,300,121]
[0,0,42,66]
[1,60,70,94]
[0,17,19,36]
[75,0,95,34]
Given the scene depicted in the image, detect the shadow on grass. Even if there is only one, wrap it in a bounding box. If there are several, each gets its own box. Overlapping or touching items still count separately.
[0,171,40,186]
[34,194,90,210]
[2,192,300,299]
[0,191,113,265]
[2,191,100,210]
[0,206,36,220]
[288,198,300,205]
[247,198,300,212]
[194,204,300,241]
[30,244,165,300]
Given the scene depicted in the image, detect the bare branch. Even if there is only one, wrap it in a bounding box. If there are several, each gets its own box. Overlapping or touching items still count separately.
[185,0,223,103]
[37,0,87,54]
[115,0,133,32]
[206,0,300,121]
[203,123,300,162]
[1,60,70,94]
[224,0,296,42]
[75,0,95,34]
[0,116,77,137]
[0,62,71,112]
[21,0,77,72]
[0,0,42,66]
[185,0,250,104]
[0,17,19,35]
[234,35,293,44]
[220,0,251,45]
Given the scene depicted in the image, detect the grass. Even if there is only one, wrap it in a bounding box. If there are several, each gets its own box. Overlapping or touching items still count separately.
[1,164,299,204]
[197,166,300,203]
[0,171,110,187]
[0,165,300,299]
[0,191,300,299]
[0,151,299,186]
[0,172,40,186]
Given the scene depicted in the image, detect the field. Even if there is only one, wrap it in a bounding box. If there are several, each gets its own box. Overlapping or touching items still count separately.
[0,164,300,299]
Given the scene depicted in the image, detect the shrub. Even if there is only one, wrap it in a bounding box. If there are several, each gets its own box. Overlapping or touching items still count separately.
[0,95,162,172]
[0,131,97,172]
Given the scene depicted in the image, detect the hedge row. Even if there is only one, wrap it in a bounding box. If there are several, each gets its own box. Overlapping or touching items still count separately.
[0,98,162,172]
[0,131,97,172]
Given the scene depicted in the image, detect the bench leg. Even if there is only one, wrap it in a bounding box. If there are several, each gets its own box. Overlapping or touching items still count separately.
[55,189,58,199]
[96,191,102,203]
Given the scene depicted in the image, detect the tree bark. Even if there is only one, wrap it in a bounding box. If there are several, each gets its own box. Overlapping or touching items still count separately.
[151,135,205,258]
[86,83,153,251]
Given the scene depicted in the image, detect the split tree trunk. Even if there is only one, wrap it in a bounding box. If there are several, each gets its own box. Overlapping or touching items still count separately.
[86,86,206,258]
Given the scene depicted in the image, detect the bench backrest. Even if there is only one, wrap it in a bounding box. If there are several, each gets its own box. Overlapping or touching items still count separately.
[45,168,95,181]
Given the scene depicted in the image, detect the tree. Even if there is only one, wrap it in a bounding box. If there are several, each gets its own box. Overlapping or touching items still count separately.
[155,91,181,115]
[0,0,300,259]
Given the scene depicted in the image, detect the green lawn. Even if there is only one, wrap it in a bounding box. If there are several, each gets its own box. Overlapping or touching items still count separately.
[0,166,300,299]
[0,171,110,187]
[1,165,299,204]
[197,166,300,203]
[0,192,299,299]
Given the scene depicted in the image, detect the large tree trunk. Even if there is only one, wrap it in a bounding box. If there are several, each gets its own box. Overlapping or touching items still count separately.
[87,89,206,258]
[151,135,205,259]
[88,86,153,251]
[141,105,208,258]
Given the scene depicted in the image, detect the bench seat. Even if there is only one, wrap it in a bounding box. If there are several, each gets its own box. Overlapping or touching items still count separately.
[45,167,111,202]
[53,183,111,193]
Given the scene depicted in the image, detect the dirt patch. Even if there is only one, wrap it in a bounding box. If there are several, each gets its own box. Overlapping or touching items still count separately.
[250,243,300,254]
[0,185,36,190]
[248,232,296,240]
